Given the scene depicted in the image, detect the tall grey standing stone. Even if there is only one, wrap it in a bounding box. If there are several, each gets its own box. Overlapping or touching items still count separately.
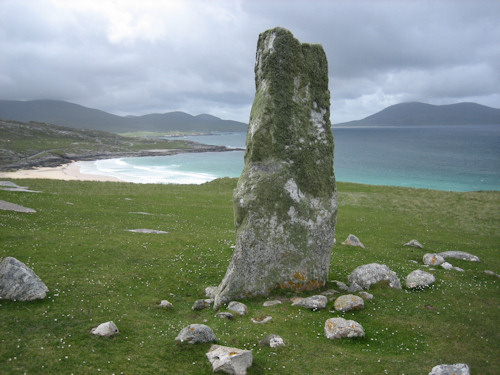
[0,257,49,301]
[213,27,336,309]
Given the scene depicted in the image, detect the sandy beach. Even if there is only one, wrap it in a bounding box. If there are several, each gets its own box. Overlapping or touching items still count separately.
[0,161,123,182]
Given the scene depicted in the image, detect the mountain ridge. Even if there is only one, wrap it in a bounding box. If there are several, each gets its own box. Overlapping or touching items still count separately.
[0,99,248,134]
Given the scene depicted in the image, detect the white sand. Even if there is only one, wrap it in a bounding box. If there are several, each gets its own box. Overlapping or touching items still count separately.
[0,162,123,182]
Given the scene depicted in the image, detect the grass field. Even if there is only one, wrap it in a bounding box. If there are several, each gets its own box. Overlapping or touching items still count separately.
[0,178,499,374]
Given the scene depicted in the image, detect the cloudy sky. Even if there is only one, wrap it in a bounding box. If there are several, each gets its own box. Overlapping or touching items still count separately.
[1,0,499,123]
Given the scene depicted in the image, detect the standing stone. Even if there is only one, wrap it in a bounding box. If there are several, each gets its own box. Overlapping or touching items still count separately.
[213,27,337,309]
[0,257,49,301]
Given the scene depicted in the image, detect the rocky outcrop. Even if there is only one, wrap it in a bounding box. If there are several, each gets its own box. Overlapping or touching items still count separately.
[213,27,336,308]
[206,345,253,375]
[0,257,48,301]
[347,263,402,290]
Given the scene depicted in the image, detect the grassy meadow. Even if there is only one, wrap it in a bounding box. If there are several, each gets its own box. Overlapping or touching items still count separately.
[0,178,499,374]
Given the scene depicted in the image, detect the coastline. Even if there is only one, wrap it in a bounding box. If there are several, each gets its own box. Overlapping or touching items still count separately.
[0,161,123,182]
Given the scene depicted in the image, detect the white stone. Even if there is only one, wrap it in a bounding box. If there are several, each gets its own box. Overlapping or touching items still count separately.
[263,300,282,307]
[437,251,480,262]
[358,291,374,300]
[91,321,119,337]
[205,286,217,298]
[227,301,248,316]
[291,295,327,310]
[406,270,436,289]
[325,317,365,340]
[347,263,402,290]
[158,300,173,308]
[251,316,272,324]
[440,262,453,270]
[334,294,365,312]
[175,324,217,344]
[341,234,365,248]
[259,334,285,348]
[429,363,470,375]
[215,312,234,320]
[423,253,446,266]
[0,257,48,301]
[405,239,424,248]
[206,345,253,375]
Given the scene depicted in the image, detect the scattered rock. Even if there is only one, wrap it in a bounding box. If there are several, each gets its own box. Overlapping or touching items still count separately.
[205,286,218,298]
[440,262,453,270]
[213,27,337,308]
[206,344,253,375]
[428,363,470,375]
[437,251,480,262]
[126,229,168,234]
[484,270,500,278]
[324,317,365,340]
[454,267,465,272]
[227,301,248,316]
[0,200,36,213]
[129,211,153,215]
[158,300,173,308]
[320,289,339,297]
[405,239,424,248]
[91,321,119,337]
[251,316,272,324]
[215,312,234,320]
[193,299,212,310]
[406,270,436,289]
[423,253,446,266]
[263,300,282,307]
[175,324,217,344]
[347,263,402,290]
[291,295,327,310]
[334,294,365,312]
[341,234,365,248]
[0,257,49,301]
[358,291,374,300]
[259,334,285,348]
[331,280,349,292]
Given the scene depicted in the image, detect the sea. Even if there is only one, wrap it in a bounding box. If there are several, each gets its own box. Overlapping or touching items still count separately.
[78,125,500,192]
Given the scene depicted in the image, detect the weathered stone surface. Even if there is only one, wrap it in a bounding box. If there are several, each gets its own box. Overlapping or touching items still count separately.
[0,200,36,213]
[158,299,173,308]
[331,280,349,291]
[0,257,49,301]
[251,315,272,324]
[205,286,218,298]
[259,334,285,348]
[291,295,327,310]
[405,239,424,248]
[342,234,365,248]
[227,301,248,316]
[333,294,365,312]
[175,324,217,344]
[423,253,446,266]
[213,27,336,308]
[358,291,373,300]
[347,263,402,290]
[192,299,212,310]
[406,270,436,289]
[206,345,253,375]
[91,321,119,336]
[215,312,234,320]
[325,317,365,340]
[263,300,282,307]
[438,251,480,262]
[440,262,453,270]
[428,363,470,375]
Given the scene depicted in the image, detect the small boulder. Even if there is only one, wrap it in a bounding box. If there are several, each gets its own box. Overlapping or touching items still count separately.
[334,294,365,312]
[325,317,365,340]
[193,299,212,310]
[291,295,327,310]
[0,257,49,301]
[437,251,480,262]
[347,263,402,290]
[251,316,272,324]
[158,300,173,308]
[206,344,253,375]
[215,312,234,320]
[331,280,349,292]
[263,300,282,307]
[406,270,436,289]
[227,301,248,316]
[259,334,285,348]
[423,253,445,266]
[405,239,424,249]
[342,234,365,248]
[429,363,470,375]
[440,262,453,270]
[484,270,500,278]
[91,321,119,337]
[358,291,373,300]
[175,324,217,344]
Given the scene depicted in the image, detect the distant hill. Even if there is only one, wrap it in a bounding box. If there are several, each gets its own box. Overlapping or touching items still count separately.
[334,102,500,126]
[0,100,248,134]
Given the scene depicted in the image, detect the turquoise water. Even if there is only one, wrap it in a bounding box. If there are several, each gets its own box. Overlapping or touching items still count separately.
[79,125,500,191]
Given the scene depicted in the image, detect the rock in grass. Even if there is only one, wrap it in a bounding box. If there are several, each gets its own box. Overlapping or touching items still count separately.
[91,321,119,337]
[291,295,327,310]
[213,27,337,309]
[251,316,273,324]
[341,234,365,248]
[325,317,365,340]
[484,270,500,278]
[227,301,248,316]
[358,291,373,300]
[405,239,424,248]
[438,251,480,262]
[440,262,453,270]
[263,300,282,307]
[259,334,285,348]
[126,229,168,234]
[347,263,402,291]
[205,286,217,298]
[423,253,446,266]
[175,324,217,344]
[158,300,173,308]
[0,257,48,301]
[206,345,253,375]
[406,270,436,289]
[429,363,470,375]
[0,200,36,213]
[331,280,349,291]
[215,312,234,320]
[333,294,365,312]
[192,299,212,310]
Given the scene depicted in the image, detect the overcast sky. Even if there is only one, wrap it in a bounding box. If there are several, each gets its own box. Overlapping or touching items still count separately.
[1,0,499,123]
